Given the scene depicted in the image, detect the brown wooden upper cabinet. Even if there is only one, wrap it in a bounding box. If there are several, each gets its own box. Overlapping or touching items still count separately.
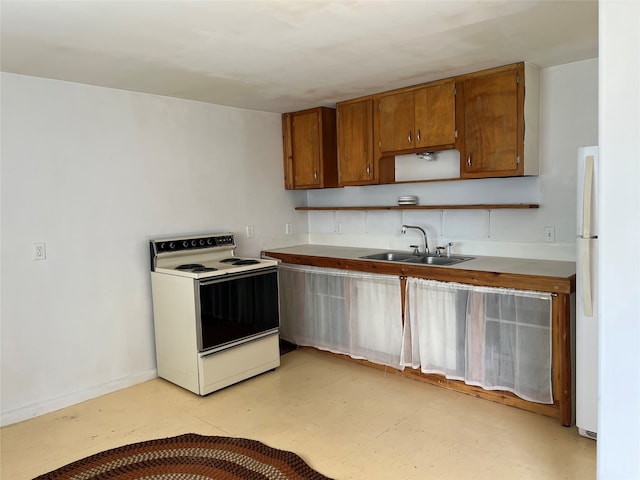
[282,107,338,190]
[376,81,457,155]
[459,63,539,178]
[281,62,539,189]
[337,98,376,186]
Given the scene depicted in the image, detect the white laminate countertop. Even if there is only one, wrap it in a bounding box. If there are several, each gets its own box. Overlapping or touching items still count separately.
[263,244,576,279]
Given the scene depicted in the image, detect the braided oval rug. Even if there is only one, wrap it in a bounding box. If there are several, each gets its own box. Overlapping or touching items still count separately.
[34,433,332,480]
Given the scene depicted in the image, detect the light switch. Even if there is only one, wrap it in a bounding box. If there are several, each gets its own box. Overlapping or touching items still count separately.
[544,226,555,243]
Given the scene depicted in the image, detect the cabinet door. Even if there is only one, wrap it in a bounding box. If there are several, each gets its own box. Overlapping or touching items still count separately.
[282,113,294,189]
[292,110,321,188]
[414,82,456,148]
[378,91,415,153]
[462,69,519,176]
[337,99,375,185]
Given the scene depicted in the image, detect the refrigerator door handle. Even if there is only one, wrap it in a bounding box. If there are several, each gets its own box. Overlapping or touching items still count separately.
[582,154,596,238]
[580,238,594,317]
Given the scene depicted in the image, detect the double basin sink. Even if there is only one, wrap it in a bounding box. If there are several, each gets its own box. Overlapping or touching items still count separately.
[360,251,474,266]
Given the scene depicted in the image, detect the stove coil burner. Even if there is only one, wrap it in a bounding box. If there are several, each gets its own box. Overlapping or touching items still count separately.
[192,267,218,273]
[176,264,204,270]
[175,263,217,273]
[221,258,261,266]
[233,259,261,266]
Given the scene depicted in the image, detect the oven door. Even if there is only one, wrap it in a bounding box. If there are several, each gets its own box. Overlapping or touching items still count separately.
[196,267,279,352]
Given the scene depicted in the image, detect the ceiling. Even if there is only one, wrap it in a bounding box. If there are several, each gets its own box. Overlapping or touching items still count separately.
[0,1,598,113]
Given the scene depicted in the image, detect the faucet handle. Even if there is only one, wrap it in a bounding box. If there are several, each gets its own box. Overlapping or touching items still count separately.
[446,242,453,257]
[435,246,445,257]
[409,245,420,255]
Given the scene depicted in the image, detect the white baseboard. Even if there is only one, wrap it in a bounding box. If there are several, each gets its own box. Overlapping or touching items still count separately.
[1,368,158,427]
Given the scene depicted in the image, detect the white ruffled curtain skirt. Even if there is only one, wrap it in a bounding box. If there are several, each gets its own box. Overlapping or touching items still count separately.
[278,265,553,404]
[278,264,403,369]
[401,278,553,404]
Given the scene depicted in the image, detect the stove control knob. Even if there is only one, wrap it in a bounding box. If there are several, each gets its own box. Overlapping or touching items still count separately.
[207,238,213,245]
[169,242,175,250]
[191,240,197,247]
[182,241,189,248]
[199,239,205,246]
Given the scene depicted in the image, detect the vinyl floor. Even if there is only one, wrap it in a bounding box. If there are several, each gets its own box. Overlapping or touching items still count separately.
[0,347,596,479]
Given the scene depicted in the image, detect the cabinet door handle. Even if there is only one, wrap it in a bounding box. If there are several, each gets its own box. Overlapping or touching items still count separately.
[416,129,421,144]
[366,164,370,175]
[314,170,318,180]
[467,154,472,168]
[408,131,412,144]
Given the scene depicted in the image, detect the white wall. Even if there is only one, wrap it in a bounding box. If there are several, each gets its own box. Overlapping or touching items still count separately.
[598,1,640,478]
[306,59,598,261]
[0,73,306,426]
[0,58,602,427]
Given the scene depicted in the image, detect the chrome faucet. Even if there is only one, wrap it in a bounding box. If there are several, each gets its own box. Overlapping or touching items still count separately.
[401,224,429,255]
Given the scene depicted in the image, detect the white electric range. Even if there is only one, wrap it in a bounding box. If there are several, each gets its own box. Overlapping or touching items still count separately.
[149,232,280,395]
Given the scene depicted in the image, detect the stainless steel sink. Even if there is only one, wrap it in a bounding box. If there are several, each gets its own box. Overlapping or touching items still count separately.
[360,251,417,262]
[360,252,474,266]
[405,255,475,266]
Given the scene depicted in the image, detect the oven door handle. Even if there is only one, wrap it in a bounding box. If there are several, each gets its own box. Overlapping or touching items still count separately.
[200,329,279,357]
[197,266,278,285]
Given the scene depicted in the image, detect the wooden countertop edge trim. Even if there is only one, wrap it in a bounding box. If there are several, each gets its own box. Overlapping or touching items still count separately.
[263,251,575,294]
[296,204,540,211]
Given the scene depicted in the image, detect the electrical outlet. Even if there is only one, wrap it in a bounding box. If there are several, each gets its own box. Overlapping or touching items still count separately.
[246,226,255,238]
[285,223,293,235]
[544,226,555,243]
[33,242,46,260]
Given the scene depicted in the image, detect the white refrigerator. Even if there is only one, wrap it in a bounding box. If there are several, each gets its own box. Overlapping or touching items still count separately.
[576,146,598,440]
